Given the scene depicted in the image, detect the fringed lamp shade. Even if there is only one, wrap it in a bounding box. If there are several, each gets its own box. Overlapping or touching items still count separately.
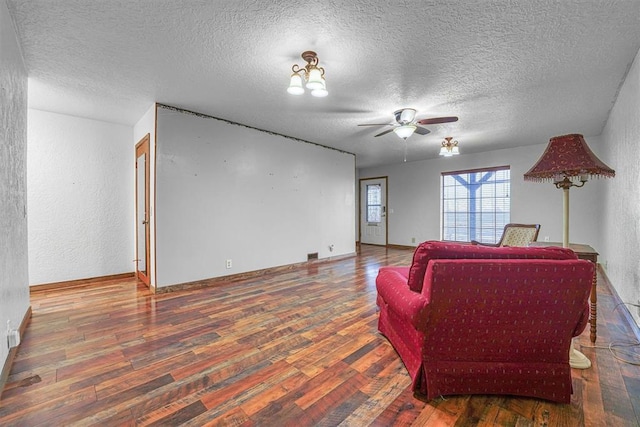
[523,133,614,250]
[524,134,615,182]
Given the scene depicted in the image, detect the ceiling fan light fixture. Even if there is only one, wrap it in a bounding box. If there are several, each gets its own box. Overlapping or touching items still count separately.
[357,110,458,146]
[287,73,305,95]
[394,124,417,139]
[287,51,328,97]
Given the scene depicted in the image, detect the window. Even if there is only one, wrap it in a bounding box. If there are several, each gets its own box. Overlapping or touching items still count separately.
[441,166,510,243]
[366,184,382,223]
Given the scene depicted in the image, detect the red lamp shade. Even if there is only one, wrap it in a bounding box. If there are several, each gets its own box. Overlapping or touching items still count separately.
[524,134,615,182]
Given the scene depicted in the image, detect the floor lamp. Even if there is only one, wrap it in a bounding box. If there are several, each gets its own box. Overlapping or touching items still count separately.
[524,133,615,369]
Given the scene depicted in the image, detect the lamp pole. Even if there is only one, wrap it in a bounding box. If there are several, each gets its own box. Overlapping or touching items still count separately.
[555,176,585,248]
[562,186,570,248]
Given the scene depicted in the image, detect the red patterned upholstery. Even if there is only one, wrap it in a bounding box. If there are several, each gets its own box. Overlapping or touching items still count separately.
[376,242,593,403]
[407,240,577,292]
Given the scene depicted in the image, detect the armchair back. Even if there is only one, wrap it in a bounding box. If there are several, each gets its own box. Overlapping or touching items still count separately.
[407,240,576,292]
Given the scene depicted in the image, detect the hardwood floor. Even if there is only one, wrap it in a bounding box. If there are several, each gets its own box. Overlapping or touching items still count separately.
[1,245,639,426]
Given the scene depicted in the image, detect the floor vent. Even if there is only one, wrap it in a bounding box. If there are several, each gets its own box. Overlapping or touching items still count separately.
[307,252,318,261]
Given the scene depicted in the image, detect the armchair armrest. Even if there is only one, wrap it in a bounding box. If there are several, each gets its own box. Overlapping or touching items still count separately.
[376,269,430,330]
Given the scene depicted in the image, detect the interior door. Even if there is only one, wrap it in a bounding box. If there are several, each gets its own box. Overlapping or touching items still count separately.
[360,177,387,246]
[135,134,151,286]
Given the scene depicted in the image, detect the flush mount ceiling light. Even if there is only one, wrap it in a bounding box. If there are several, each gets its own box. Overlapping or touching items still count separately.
[440,137,460,156]
[287,51,328,97]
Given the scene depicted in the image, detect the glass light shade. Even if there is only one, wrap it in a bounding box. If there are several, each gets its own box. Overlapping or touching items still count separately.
[440,146,452,156]
[287,73,304,95]
[451,146,460,155]
[393,124,416,139]
[399,108,416,123]
[306,67,323,90]
[311,78,328,97]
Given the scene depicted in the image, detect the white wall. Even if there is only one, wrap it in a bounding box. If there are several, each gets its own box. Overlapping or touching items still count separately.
[600,47,640,325]
[27,109,134,284]
[0,0,30,375]
[155,106,356,287]
[358,142,605,250]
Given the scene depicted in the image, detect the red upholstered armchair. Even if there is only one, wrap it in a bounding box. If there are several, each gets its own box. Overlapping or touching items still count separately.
[376,241,593,403]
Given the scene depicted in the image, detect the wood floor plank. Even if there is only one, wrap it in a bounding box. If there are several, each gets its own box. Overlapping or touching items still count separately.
[146,400,208,426]
[0,385,97,426]
[240,369,310,416]
[1,245,639,425]
[197,406,252,427]
[201,359,294,410]
[582,353,608,427]
[337,372,412,426]
[294,361,359,410]
[369,386,428,426]
[294,369,369,427]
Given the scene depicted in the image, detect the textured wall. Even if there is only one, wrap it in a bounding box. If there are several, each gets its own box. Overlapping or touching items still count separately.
[155,107,356,287]
[0,0,30,373]
[359,142,605,250]
[27,110,134,284]
[601,48,640,326]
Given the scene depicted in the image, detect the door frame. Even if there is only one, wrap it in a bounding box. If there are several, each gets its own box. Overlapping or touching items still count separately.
[358,176,388,246]
[135,134,151,286]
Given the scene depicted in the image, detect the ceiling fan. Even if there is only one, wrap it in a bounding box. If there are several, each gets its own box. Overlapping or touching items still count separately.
[358,108,458,139]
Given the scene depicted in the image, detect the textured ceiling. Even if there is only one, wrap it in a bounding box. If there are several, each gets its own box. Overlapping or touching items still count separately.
[7,0,640,168]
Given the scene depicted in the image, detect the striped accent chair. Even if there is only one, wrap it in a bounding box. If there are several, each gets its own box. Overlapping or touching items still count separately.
[471,223,541,247]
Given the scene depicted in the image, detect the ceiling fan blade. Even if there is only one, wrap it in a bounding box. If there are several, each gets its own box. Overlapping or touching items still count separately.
[417,116,459,125]
[414,126,431,135]
[374,128,395,137]
[357,123,392,127]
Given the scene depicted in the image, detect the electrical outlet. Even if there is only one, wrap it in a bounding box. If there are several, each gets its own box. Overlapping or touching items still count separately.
[226,259,232,269]
[544,236,550,242]
[8,330,20,349]
[411,237,416,243]
[6,320,10,350]
[6,320,19,349]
